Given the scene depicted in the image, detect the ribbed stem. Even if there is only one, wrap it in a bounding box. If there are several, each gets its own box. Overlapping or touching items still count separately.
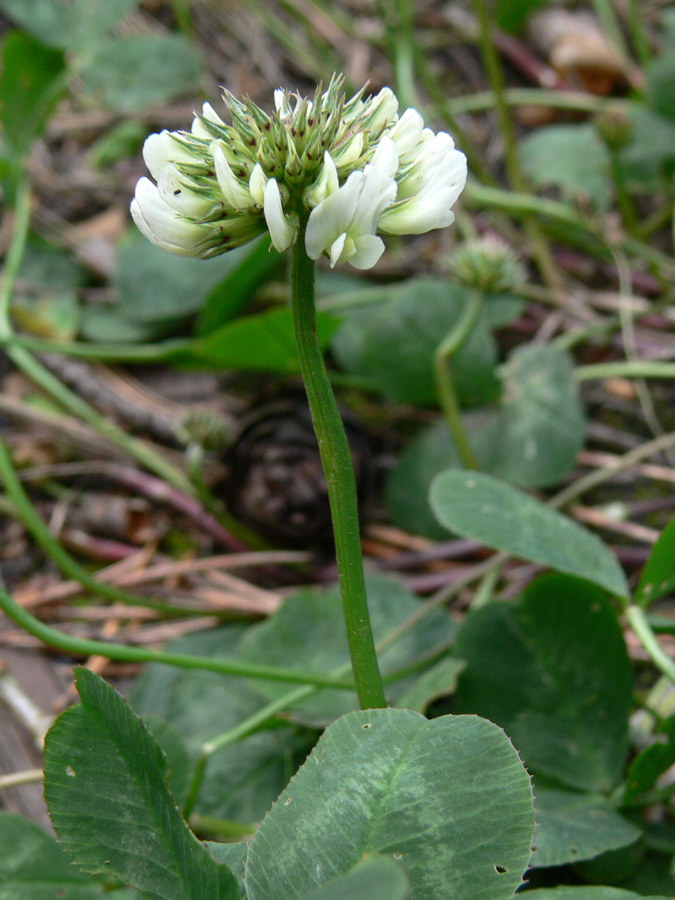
[290,224,386,710]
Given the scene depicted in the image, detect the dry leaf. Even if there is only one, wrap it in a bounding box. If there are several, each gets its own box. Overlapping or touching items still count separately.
[527,10,638,94]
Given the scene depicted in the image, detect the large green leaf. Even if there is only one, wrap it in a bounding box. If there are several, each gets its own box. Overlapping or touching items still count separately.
[647,26,675,123]
[621,846,675,896]
[430,470,628,598]
[207,843,248,899]
[12,291,82,340]
[196,235,279,335]
[489,344,585,487]
[79,35,202,112]
[532,788,642,868]
[453,574,633,792]
[301,856,410,900]
[141,714,192,808]
[130,626,308,823]
[44,668,238,900]
[236,572,455,726]
[386,417,470,540]
[15,240,85,341]
[206,850,408,900]
[220,848,406,900]
[519,124,612,210]
[0,0,138,50]
[82,231,272,343]
[635,519,675,608]
[0,31,65,158]
[524,889,672,900]
[617,103,675,188]
[385,412,498,540]
[80,307,161,343]
[396,657,466,714]
[575,842,646,886]
[245,708,535,900]
[0,811,102,900]
[181,306,340,372]
[19,238,87,292]
[386,344,584,539]
[330,278,500,408]
[115,232,252,325]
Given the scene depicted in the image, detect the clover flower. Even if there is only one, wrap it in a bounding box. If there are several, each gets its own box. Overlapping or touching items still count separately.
[131,76,467,269]
[449,236,526,292]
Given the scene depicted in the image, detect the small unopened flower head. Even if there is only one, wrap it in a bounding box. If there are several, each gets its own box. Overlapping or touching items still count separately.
[179,408,233,451]
[449,237,526,293]
[131,75,467,269]
[593,103,633,150]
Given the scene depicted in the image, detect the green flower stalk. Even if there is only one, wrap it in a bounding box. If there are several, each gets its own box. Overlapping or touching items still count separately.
[131,76,467,709]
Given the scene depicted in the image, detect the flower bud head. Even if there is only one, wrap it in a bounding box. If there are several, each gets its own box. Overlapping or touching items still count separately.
[593,104,633,150]
[449,237,526,292]
[179,408,234,451]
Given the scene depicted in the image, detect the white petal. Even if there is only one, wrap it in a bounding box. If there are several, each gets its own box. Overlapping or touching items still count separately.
[409,149,467,202]
[379,189,457,234]
[213,143,253,210]
[425,130,456,154]
[418,128,435,148]
[349,234,385,269]
[158,164,214,216]
[191,120,211,139]
[399,128,434,171]
[142,132,172,180]
[389,108,425,157]
[131,178,208,254]
[334,132,364,168]
[322,152,339,195]
[306,163,396,265]
[410,132,457,177]
[350,164,397,235]
[202,102,225,125]
[398,145,467,200]
[133,177,171,222]
[143,132,196,181]
[131,197,175,251]
[329,232,349,267]
[437,152,468,205]
[431,159,465,191]
[306,151,339,208]
[274,88,292,118]
[305,171,364,259]
[367,87,399,131]
[370,135,399,178]
[294,93,310,115]
[263,179,295,252]
[191,103,225,138]
[249,163,268,207]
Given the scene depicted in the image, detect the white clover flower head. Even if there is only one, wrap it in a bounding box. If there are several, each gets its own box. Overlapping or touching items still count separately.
[131,75,467,268]
[449,236,527,293]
